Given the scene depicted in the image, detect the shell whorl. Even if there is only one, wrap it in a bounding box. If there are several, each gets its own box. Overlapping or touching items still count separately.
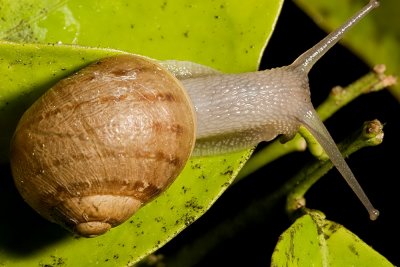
[10,55,196,237]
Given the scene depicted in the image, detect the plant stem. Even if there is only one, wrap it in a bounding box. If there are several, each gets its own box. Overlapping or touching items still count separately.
[317,64,397,121]
[235,134,306,181]
[286,119,384,216]
[237,65,396,179]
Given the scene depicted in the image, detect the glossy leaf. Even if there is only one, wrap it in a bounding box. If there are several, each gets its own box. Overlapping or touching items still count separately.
[0,0,283,161]
[0,0,284,266]
[271,212,394,267]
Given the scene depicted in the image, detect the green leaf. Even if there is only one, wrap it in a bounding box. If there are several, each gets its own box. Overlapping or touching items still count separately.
[0,0,279,72]
[293,0,400,100]
[271,211,394,267]
[0,0,67,42]
[0,0,284,266]
[0,0,284,161]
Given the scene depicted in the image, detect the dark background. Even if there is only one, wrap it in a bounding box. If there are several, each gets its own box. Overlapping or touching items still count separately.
[158,1,400,266]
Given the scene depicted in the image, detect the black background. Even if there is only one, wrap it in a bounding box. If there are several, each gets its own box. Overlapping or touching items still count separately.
[158,1,400,266]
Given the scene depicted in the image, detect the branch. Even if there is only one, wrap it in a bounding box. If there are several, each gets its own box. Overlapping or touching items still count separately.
[286,119,384,216]
[237,64,396,178]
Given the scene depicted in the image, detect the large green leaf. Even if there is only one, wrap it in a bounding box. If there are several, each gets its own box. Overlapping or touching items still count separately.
[0,0,283,161]
[271,211,394,267]
[294,0,400,100]
[0,0,284,266]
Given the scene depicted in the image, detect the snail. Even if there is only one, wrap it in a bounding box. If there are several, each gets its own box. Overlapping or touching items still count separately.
[10,0,380,237]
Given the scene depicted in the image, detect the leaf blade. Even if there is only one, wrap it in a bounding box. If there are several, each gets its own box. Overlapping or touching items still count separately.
[271,212,394,267]
[0,0,284,266]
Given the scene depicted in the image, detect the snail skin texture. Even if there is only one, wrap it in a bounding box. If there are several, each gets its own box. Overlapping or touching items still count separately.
[10,0,380,237]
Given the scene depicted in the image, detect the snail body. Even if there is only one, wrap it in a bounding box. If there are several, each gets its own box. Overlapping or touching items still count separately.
[10,0,379,237]
[183,66,311,156]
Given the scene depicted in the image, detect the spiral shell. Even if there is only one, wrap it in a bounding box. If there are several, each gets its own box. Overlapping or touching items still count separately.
[10,55,196,237]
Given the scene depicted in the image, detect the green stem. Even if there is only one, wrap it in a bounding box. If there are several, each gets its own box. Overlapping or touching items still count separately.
[286,119,384,216]
[235,134,306,181]
[317,64,397,121]
[237,65,396,179]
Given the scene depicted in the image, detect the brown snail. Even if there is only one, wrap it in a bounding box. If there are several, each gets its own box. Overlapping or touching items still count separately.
[10,56,196,237]
[10,0,380,237]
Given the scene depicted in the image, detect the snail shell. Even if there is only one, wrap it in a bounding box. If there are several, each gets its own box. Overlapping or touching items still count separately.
[10,55,196,237]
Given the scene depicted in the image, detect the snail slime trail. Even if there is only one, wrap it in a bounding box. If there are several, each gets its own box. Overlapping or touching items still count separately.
[10,0,380,237]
